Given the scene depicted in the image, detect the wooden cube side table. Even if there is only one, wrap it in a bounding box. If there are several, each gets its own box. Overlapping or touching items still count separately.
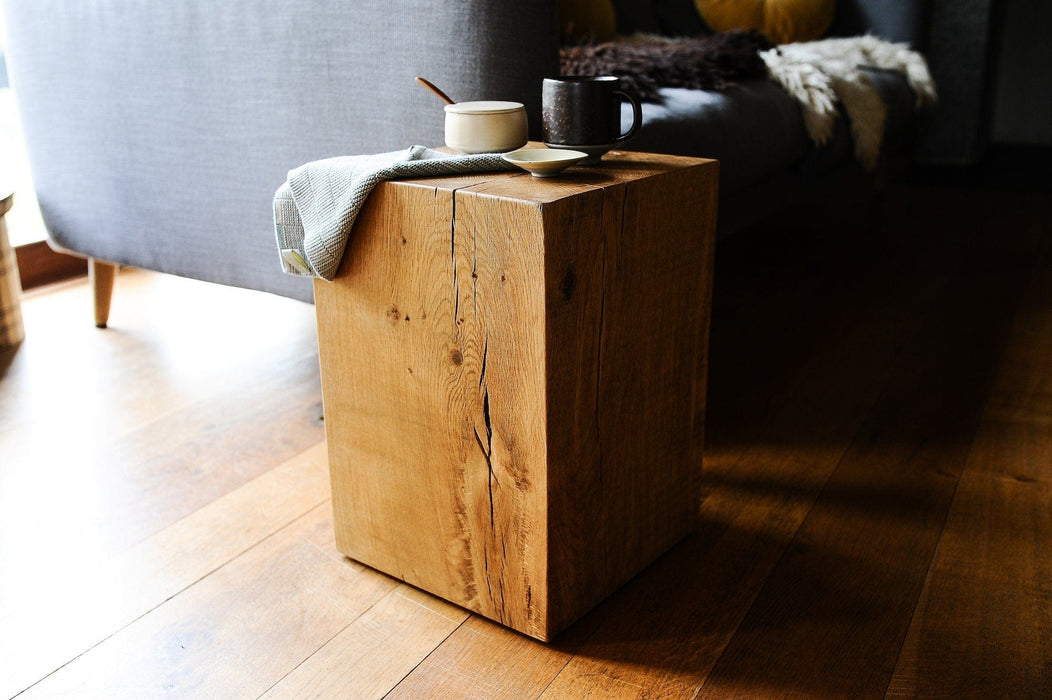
[314,151,719,641]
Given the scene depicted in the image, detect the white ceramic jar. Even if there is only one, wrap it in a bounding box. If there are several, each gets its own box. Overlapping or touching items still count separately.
[444,101,528,154]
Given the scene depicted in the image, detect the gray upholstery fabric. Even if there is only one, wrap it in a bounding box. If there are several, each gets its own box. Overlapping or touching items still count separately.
[829,0,932,48]
[4,0,558,302]
[917,0,996,164]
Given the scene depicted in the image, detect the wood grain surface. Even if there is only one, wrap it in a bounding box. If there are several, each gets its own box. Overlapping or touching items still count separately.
[314,152,718,640]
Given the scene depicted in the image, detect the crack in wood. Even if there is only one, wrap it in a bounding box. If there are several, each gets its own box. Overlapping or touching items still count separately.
[474,376,499,610]
[472,222,479,317]
[484,389,495,531]
[596,255,606,496]
[498,573,508,622]
[598,189,617,586]
[618,189,629,273]
[471,380,496,530]
[451,192,460,328]
[597,203,611,497]
[482,547,494,606]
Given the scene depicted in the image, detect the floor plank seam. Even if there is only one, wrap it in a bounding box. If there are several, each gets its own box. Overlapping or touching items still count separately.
[529,647,586,699]
[882,254,1051,698]
[884,469,974,697]
[693,396,882,698]
[380,614,472,699]
[880,396,989,699]
[110,437,329,566]
[9,500,331,699]
[255,591,369,699]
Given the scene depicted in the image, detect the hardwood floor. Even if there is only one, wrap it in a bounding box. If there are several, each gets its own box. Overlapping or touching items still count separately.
[0,176,1048,698]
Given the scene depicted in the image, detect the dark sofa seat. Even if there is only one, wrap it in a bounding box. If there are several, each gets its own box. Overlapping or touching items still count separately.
[631,83,812,196]
[621,64,921,236]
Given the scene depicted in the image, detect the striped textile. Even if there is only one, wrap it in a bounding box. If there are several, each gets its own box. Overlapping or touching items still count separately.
[0,209,25,347]
[274,146,514,281]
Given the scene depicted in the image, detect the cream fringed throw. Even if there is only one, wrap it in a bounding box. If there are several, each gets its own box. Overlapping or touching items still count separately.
[761,35,937,170]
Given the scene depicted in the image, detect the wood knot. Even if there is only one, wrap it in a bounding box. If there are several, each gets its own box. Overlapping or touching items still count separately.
[450,349,464,365]
[388,306,400,321]
[560,267,576,300]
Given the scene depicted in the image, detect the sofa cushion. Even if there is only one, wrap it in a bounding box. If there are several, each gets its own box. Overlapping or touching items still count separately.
[623,67,918,194]
[694,0,835,44]
[827,0,930,48]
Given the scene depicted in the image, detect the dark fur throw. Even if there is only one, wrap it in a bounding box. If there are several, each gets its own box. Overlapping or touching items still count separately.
[559,30,774,102]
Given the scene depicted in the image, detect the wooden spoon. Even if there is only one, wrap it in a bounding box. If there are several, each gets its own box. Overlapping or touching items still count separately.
[415,76,456,105]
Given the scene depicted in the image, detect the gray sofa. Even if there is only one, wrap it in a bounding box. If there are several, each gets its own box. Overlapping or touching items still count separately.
[3,0,987,311]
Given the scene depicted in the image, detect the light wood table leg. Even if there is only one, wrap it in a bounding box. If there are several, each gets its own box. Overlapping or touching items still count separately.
[0,191,25,347]
[89,259,117,328]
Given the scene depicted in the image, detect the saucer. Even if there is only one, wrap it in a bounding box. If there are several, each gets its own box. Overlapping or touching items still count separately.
[544,142,616,165]
[502,148,589,178]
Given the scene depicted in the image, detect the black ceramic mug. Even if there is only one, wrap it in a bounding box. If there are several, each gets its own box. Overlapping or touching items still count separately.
[542,76,643,163]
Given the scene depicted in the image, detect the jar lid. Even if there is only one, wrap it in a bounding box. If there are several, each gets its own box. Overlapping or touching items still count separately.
[444,101,525,115]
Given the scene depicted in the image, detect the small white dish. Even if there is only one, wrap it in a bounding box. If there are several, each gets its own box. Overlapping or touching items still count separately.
[502,148,589,178]
[545,142,616,165]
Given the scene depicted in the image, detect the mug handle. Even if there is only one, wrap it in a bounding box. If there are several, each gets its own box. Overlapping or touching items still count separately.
[613,89,642,144]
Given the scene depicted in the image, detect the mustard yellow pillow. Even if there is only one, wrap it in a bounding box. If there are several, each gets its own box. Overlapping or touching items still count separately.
[694,0,835,44]
[558,0,618,43]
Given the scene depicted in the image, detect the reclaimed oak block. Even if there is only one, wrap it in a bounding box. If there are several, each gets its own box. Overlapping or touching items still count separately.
[314,151,719,641]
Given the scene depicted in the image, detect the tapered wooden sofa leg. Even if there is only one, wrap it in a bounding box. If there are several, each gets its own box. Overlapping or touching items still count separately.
[89,259,117,328]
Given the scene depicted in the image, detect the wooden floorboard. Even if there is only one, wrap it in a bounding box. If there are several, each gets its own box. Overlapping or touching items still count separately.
[0,271,324,619]
[17,505,398,699]
[0,443,331,699]
[261,583,468,700]
[0,178,1048,698]
[697,204,1040,698]
[887,233,1052,698]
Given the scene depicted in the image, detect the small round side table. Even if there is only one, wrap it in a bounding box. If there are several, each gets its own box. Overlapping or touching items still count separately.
[0,190,26,347]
